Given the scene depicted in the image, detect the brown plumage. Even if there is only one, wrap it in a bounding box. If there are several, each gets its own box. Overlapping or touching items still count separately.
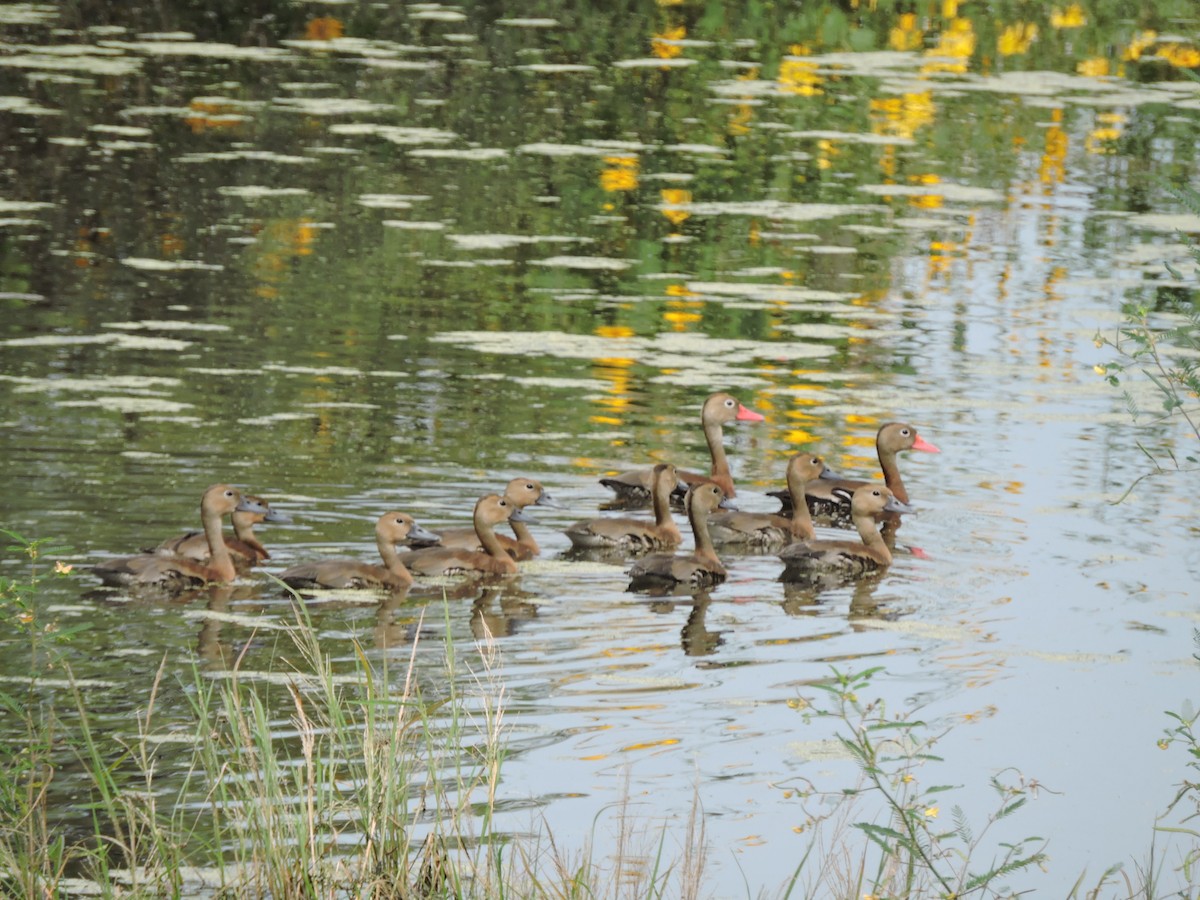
[770,422,939,524]
[93,485,268,590]
[398,494,529,578]
[778,485,915,584]
[407,478,559,561]
[279,511,437,591]
[152,495,289,571]
[627,482,730,592]
[601,392,764,502]
[566,463,682,551]
[708,453,833,547]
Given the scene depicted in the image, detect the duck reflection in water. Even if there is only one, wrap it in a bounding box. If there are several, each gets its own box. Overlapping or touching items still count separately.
[639,591,725,657]
[194,584,277,670]
[781,572,889,620]
[470,586,539,641]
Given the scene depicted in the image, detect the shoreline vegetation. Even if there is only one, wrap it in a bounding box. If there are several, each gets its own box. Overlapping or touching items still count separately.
[2,540,1198,898]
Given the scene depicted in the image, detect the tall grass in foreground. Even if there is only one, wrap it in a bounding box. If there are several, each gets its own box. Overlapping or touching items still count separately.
[0,583,709,898]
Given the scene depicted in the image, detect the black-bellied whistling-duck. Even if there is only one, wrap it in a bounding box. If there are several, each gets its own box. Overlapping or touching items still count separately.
[778,485,914,584]
[279,511,438,591]
[601,392,765,503]
[708,453,837,547]
[407,478,559,561]
[566,463,682,551]
[93,485,269,590]
[398,494,529,578]
[153,495,290,571]
[771,422,939,523]
[627,482,731,593]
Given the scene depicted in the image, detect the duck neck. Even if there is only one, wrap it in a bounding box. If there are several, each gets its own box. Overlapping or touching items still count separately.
[786,472,816,540]
[476,513,518,572]
[202,505,236,582]
[704,420,731,481]
[853,511,893,566]
[688,498,724,572]
[232,519,268,558]
[877,445,909,503]
[377,534,414,584]
[509,517,538,555]
[652,478,677,532]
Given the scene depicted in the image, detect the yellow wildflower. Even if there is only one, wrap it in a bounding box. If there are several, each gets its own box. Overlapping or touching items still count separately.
[998,22,1037,56]
[924,17,975,73]
[1050,4,1086,29]
[1160,44,1200,69]
[924,806,939,818]
[889,13,923,52]
[1077,57,1110,77]
[54,561,73,574]
[1123,30,1157,61]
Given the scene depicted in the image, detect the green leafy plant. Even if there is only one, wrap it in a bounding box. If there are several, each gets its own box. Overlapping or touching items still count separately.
[1146,631,1200,893]
[785,667,1048,899]
[1094,186,1200,502]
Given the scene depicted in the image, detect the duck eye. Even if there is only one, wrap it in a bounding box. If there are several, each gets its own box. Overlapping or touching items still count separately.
[872,490,882,496]
[901,428,911,436]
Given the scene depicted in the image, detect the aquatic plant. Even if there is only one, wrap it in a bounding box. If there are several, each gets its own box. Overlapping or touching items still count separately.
[1094,184,1200,501]
[783,666,1048,899]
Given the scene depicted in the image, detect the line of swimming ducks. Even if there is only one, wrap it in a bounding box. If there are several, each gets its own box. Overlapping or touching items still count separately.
[91,392,939,596]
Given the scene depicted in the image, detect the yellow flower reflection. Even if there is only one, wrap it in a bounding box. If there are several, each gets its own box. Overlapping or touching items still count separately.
[779,45,824,96]
[1040,109,1068,185]
[665,282,698,298]
[660,189,692,227]
[924,18,976,74]
[870,92,935,141]
[1084,112,1124,155]
[305,17,344,41]
[1049,4,1086,28]
[998,22,1037,56]
[600,156,639,192]
[889,14,922,52]
[185,98,245,134]
[652,25,686,59]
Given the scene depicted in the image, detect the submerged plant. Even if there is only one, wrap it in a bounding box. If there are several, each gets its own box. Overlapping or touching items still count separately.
[784,666,1047,899]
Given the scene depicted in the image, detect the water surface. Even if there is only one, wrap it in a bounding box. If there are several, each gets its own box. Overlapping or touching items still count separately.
[2,1,1199,893]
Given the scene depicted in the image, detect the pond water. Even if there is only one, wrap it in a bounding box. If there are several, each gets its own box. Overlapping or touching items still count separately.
[2,1,1199,894]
